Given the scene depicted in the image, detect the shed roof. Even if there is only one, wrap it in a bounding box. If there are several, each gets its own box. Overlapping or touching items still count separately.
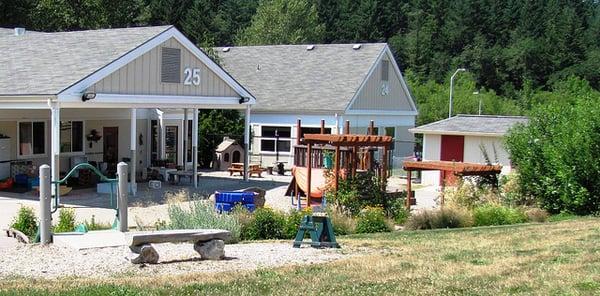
[410,115,528,136]
[0,26,171,95]
[215,137,239,152]
[215,43,387,113]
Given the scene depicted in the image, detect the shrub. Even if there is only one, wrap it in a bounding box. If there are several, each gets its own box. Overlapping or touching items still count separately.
[327,207,356,235]
[167,200,241,243]
[444,181,500,210]
[524,208,549,222]
[387,197,410,225]
[473,204,527,226]
[53,208,76,233]
[283,208,312,239]
[240,207,286,240]
[10,206,38,240]
[84,215,113,231]
[405,207,473,230]
[548,211,578,222]
[327,173,387,216]
[355,207,391,234]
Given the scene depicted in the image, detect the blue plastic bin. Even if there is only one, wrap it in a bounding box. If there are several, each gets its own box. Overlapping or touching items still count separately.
[215,202,256,213]
[215,191,255,204]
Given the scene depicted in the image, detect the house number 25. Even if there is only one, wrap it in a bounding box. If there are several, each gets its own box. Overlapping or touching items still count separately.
[183,68,200,86]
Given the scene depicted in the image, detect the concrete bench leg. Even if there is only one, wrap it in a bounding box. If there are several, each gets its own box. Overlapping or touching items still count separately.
[130,244,159,264]
[194,239,225,260]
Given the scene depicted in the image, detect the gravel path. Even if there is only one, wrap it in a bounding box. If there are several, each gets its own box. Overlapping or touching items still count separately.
[0,242,346,279]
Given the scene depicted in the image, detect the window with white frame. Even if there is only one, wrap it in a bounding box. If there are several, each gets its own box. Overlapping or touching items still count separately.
[260,126,291,153]
[60,121,84,153]
[19,121,45,156]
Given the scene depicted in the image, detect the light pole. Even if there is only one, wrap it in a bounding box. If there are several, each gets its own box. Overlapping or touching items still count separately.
[448,68,466,118]
[473,91,482,115]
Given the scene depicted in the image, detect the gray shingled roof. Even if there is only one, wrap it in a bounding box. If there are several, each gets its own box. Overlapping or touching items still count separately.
[0,26,171,95]
[215,43,387,113]
[410,115,528,136]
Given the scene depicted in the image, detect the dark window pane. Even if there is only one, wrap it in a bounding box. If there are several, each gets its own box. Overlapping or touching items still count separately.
[277,140,291,152]
[72,121,83,152]
[19,122,32,156]
[33,122,45,154]
[60,121,72,153]
[261,139,275,151]
[262,126,291,138]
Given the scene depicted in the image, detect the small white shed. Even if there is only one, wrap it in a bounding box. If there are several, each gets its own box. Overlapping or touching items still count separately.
[215,137,244,170]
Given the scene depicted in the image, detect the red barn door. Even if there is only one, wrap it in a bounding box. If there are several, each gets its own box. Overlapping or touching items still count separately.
[440,135,464,185]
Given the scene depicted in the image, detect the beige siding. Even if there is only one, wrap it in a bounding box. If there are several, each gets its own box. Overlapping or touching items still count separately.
[88,38,238,97]
[349,56,414,111]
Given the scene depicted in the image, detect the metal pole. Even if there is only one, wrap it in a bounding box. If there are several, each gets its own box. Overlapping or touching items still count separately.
[183,108,188,169]
[192,108,199,188]
[448,68,466,118]
[130,108,137,196]
[39,164,51,244]
[244,105,251,181]
[49,101,60,201]
[117,162,128,232]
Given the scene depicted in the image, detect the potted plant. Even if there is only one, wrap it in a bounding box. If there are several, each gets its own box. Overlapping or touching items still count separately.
[323,150,334,169]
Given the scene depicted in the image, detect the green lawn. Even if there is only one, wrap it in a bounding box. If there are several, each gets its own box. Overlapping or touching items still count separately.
[2,218,600,295]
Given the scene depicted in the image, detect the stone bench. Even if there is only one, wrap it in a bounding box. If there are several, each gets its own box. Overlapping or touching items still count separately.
[126,229,231,264]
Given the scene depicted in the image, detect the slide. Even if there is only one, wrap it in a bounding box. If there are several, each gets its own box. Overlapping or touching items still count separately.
[290,167,346,199]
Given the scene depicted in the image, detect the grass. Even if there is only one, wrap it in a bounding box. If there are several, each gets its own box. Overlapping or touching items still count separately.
[1,218,600,295]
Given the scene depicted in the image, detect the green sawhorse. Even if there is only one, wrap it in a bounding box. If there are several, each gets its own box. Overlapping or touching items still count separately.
[293,214,340,248]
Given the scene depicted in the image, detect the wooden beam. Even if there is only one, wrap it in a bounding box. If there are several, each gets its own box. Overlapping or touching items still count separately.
[320,119,325,134]
[406,170,412,210]
[334,145,340,193]
[344,120,350,135]
[368,120,374,135]
[306,143,312,208]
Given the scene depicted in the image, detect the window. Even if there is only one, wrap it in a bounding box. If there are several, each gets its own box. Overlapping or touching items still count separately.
[233,151,241,163]
[186,120,193,161]
[381,60,389,81]
[224,153,230,162]
[60,121,83,153]
[19,121,45,156]
[165,126,178,164]
[150,120,159,163]
[260,126,292,153]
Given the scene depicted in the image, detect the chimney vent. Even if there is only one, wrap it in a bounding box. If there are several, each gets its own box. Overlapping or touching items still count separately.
[14,28,26,36]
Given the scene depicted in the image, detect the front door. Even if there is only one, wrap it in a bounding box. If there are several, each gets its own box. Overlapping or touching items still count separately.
[165,126,178,166]
[440,135,464,185]
[103,127,119,175]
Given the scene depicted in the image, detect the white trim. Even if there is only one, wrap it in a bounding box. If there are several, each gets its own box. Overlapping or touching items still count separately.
[57,27,256,105]
[16,120,48,159]
[0,102,52,109]
[58,93,247,109]
[411,130,505,138]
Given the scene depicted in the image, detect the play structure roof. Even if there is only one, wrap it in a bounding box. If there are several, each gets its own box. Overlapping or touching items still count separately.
[302,134,393,146]
[403,160,502,175]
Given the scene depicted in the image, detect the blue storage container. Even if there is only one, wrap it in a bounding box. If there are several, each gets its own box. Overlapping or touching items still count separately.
[15,174,28,186]
[215,202,234,213]
[244,204,256,212]
[215,191,255,204]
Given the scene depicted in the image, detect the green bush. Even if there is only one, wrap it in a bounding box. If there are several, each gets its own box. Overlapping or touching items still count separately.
[505,82,600,214]
[10,206,38,240]
[355,207,391,234]
[84,215,113,231]
[240,207,286,240]
[167,200,241,243]
[283,208,312,239]
[387,198,410,225]
[328,173,386,216]
[53,208,76,233]
[327,207,356,235]
[473,205,527,226]
[548,211,578,222]
[405,207,473,230]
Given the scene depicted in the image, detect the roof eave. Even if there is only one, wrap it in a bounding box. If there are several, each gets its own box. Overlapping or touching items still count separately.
[409,129,506,137]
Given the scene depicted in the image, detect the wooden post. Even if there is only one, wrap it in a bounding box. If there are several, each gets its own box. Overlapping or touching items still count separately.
[306,143,312,208]
[406,170,412,210]
[334,145,340,192]
[382,146,388,189]
[296,119,302,145]
[368,120,374,135]
[320,119,325,134]
[344,120,350,135]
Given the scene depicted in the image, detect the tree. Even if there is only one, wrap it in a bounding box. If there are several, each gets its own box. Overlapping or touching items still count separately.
[198,109,245,168]
[235,0,324,45]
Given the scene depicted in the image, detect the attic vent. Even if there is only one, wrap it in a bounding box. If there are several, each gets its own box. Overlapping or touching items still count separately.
[353,44,362,50]
[381,60,389,81]
[14,27,25,36]
[222,47,230,52]
[161,47,181,83]
[306,45,315,51]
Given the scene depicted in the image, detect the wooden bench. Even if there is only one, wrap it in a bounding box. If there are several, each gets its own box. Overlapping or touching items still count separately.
[127,229,231,264]
[228,163,264,177]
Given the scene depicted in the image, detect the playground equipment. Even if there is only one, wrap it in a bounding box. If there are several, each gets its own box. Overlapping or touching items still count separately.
[214,191,256,213]
[293,212,339,248]
[38,162,129,244]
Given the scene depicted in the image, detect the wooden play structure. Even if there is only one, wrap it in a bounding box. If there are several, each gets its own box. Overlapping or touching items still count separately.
[402,160,502,208]
[289,119,393,208]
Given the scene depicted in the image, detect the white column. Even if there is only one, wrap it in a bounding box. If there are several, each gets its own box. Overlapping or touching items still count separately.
[244,105,251,181]
[158,110,166,159]
[130,108,137,195]
[192,109,199,188]
[50,101,60,199]
[183,108,188,170]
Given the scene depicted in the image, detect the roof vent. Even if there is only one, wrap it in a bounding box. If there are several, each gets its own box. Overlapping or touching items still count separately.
[352,44,362,50]
[222,47,230,52]
[306,45,315,51]
[14,28,25,36]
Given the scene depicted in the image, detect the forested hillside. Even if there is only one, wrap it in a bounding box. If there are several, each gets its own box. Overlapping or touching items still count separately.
[3,0,599,124]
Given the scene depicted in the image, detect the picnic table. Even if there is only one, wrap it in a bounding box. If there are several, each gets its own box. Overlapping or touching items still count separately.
[167,170,201,185]
[228,163,264,177]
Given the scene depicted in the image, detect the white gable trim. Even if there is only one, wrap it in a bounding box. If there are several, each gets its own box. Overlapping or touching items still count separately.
[58,93,247,109]
[344,45,418,114]
[57,26,256,105]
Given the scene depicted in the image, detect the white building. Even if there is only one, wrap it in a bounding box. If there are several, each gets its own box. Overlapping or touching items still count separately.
[216,43,418,169]
[410,115,528,186]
